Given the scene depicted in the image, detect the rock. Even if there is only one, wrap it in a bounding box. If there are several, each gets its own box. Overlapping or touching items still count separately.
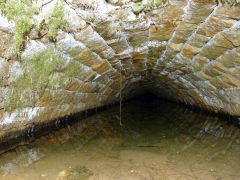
[8,61,23,83]
[182,43,201,58]
[0,58,9,86]
[147,41,166,66]
[74,25,110,56]
[0,14,14,34]
[41,174,47,178]
[0,30,14,59]
[56,32,86,57]
[74,48,102,67]
[107,37,131,54]
[92,59,112,74]
[200,33,235,60]
[58,166,94,180]
[58,170,67,180]
[221,30,240,47]
[198,16,235,37]
[107,0,119,5]
[150,24,177,41]
[168,43,183,52]
[126,30,149,47]
[171,22,197,44]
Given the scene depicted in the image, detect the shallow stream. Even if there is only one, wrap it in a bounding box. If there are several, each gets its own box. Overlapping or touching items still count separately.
[0,96,240,180]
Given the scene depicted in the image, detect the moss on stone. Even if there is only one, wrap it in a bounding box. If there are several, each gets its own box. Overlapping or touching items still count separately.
[4,47,65,111]
[148,49,161,61]
[132,2,144,13]
[0,0,39,52]
[193,66,203,72]
[130,38,144,47]
[0,0,68,52]
[64,61,83,78]
[155,0,164,6]
[132,0,166,14]
[220,0,240,4]
[46,0,68,41]
[48,72,71,90]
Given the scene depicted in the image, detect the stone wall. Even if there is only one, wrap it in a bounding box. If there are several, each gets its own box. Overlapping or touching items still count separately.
[0,0,240,140]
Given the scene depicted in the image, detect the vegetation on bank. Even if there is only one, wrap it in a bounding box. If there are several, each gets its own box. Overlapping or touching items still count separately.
[0,0,68,53]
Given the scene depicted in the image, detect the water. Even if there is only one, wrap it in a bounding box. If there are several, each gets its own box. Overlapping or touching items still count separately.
[0,96,240,180]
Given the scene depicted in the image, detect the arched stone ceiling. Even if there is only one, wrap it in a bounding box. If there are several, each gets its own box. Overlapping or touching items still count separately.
[0,0,240,140]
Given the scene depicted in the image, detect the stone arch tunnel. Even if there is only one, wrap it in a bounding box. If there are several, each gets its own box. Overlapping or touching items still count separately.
[0,0,240,141]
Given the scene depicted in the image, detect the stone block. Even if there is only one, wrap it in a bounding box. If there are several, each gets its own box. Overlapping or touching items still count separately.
[74,25,109,55]
[0,31,14,59]
[171,22,197,44]
[200,33,234,60]
[74,48,102,67]
[126,30,149,47]
[149,24,177,41]
[197,16,235,37]
[0,58,9,86]
[107,37,130,54]
[92,60,112,74]
[182,43,201,58]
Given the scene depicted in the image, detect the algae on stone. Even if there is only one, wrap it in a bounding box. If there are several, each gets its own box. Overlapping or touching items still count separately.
[132,0,166,14]
[0,0,68,52]
[220,0,240,4]
[46,0,68,41]
[0,0,39,52]
[4,47,65,111]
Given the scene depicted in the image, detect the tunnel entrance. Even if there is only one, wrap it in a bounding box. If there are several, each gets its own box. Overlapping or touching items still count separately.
[1,0,240,178]
[0,95,240,179]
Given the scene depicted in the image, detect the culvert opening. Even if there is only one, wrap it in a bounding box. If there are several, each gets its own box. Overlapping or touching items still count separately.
[1,0,240,178]
[0,94,240,179]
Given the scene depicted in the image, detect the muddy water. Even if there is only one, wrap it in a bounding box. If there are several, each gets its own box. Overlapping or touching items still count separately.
[0,97,240,180]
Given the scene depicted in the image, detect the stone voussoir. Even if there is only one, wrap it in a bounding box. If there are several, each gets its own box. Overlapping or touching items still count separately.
[0,0,240,141]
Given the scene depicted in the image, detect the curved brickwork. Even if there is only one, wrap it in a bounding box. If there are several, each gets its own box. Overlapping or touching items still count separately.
[0,0,240,140]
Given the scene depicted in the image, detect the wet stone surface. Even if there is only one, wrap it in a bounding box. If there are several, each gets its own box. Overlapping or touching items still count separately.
[0,97,240,180]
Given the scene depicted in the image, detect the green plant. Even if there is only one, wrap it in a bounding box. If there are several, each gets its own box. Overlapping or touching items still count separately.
[0,0,38,52]
[46,0,68,41]
[4,47,65,111]
[132,0,166,13]
[219,0,240,4]
[193,66,202,72]
[132,2,144,13]
[148,49,161,61]
[0,0,68,52]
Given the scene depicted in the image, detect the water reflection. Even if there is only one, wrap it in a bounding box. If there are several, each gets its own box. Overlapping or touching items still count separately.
[0,97,240,180]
